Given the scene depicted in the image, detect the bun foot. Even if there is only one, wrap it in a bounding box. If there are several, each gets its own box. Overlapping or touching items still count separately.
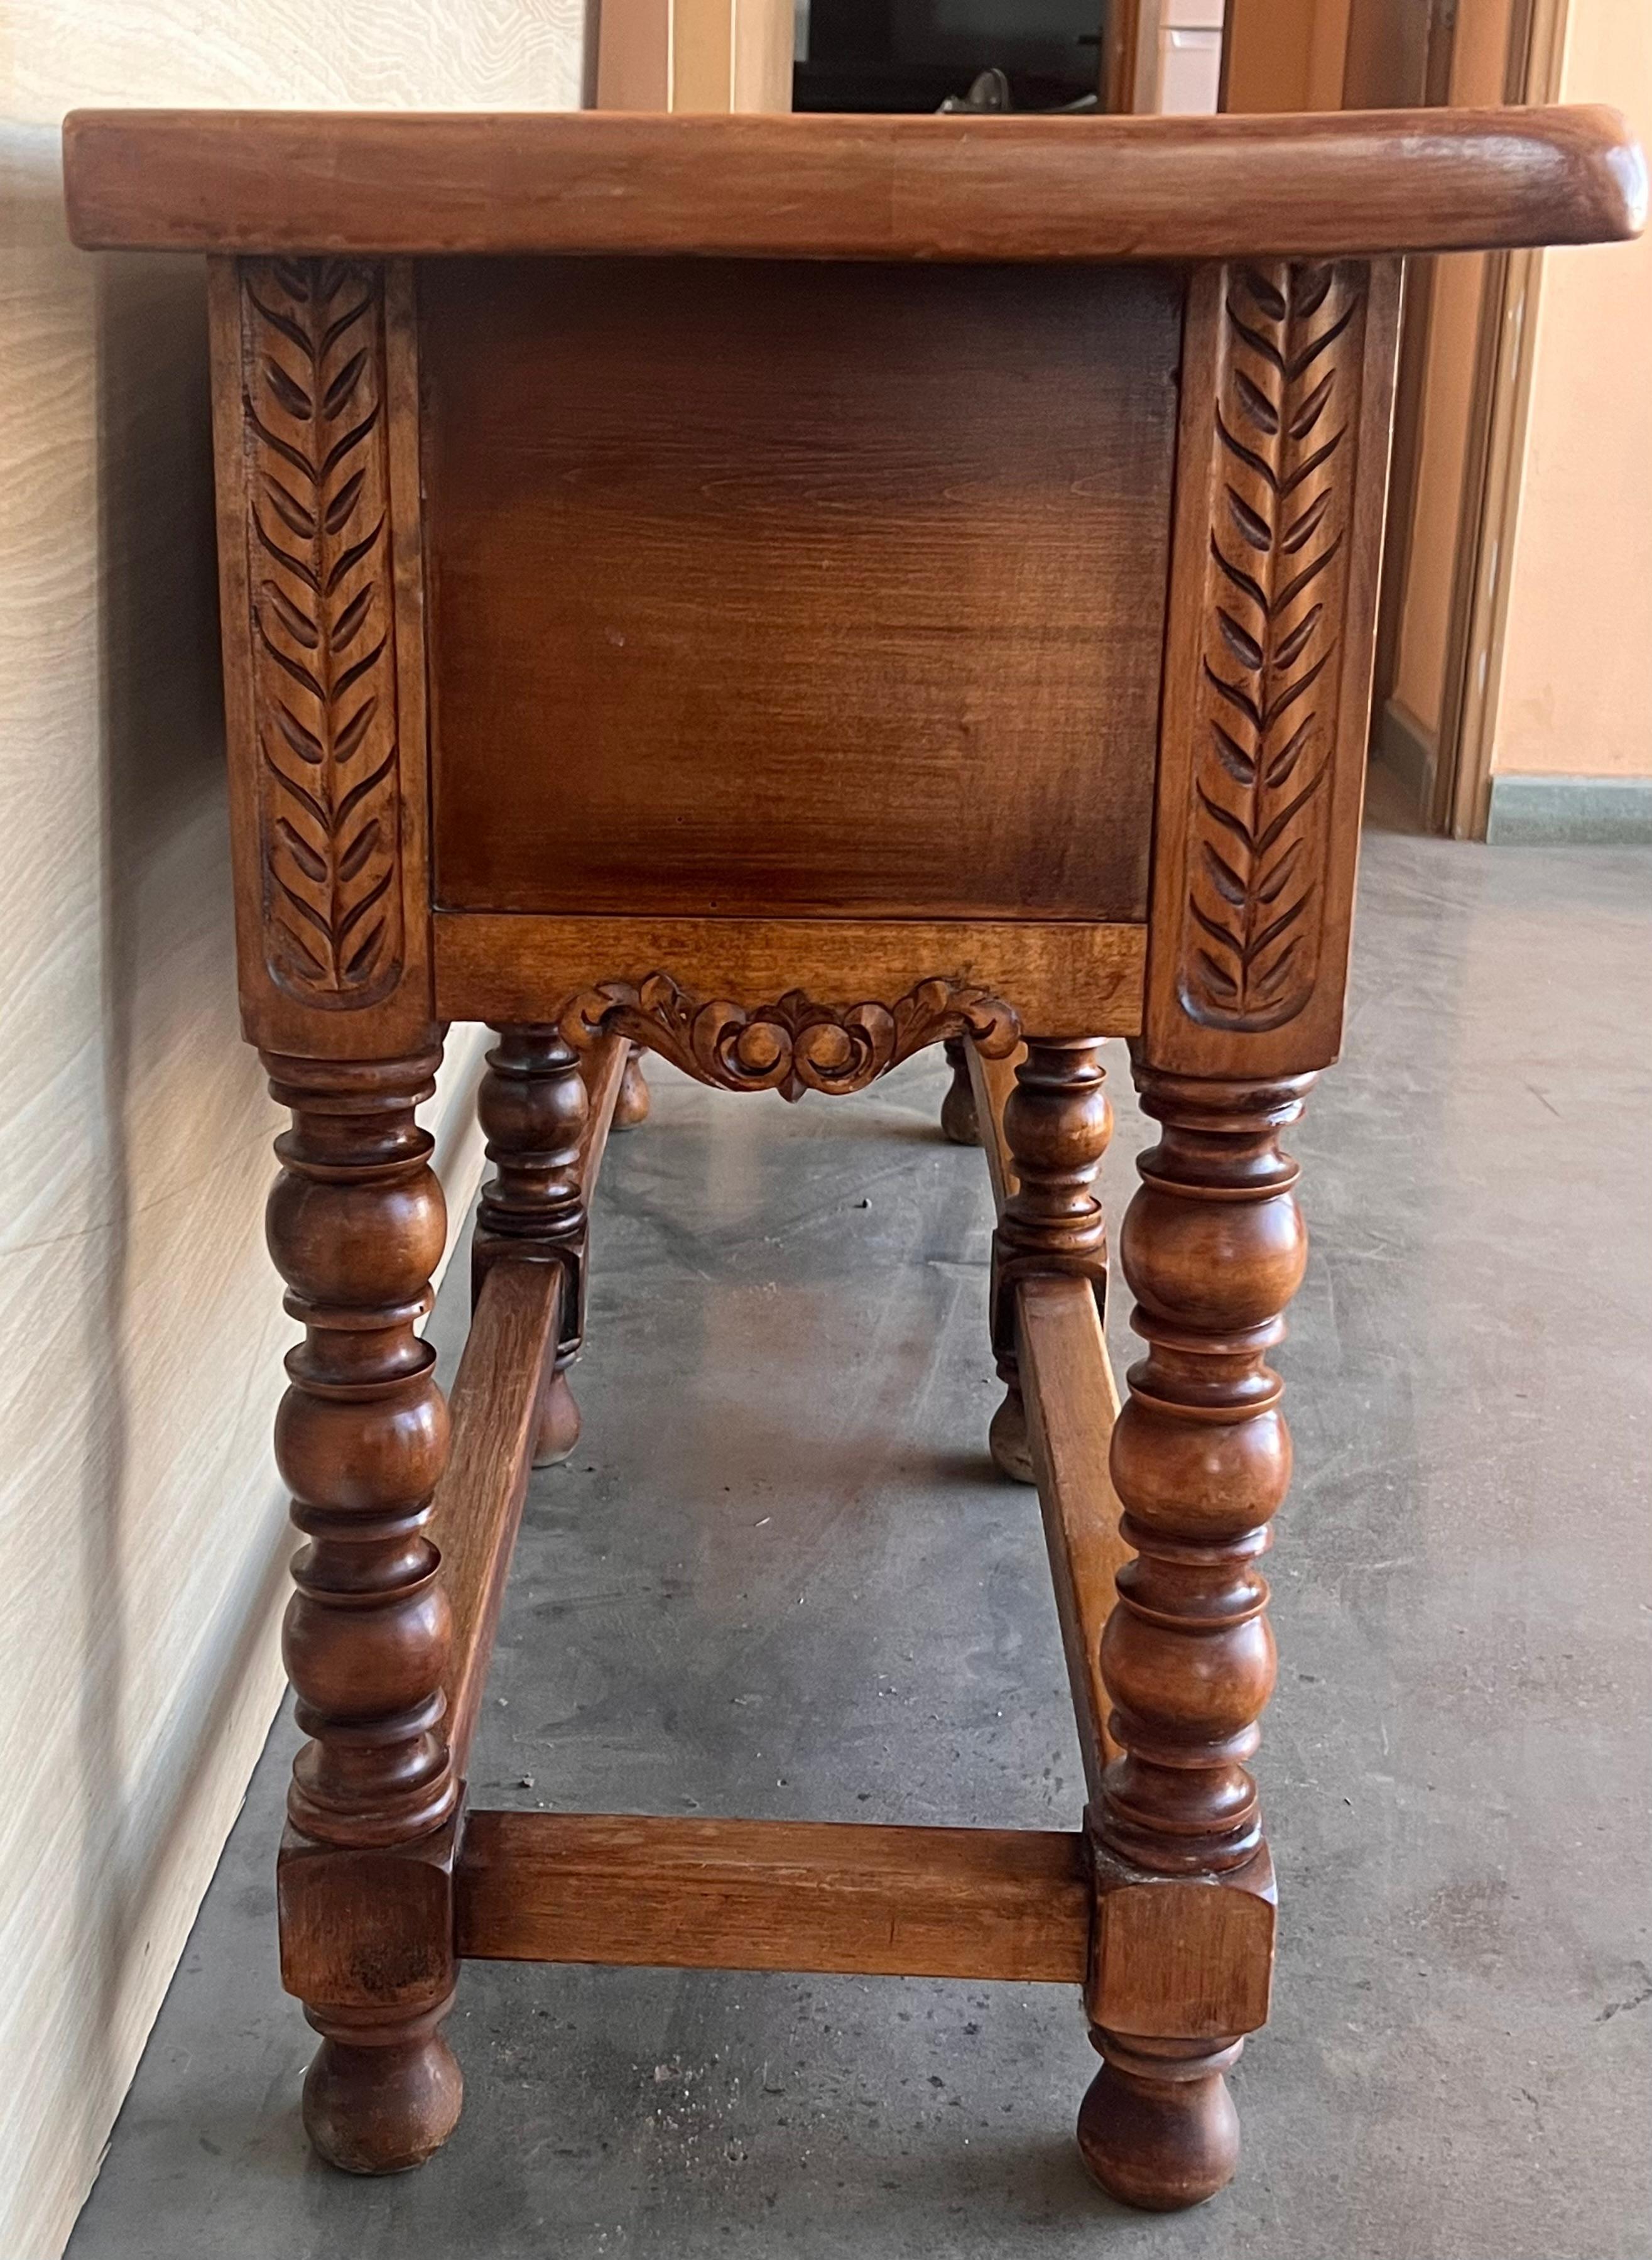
[533,1362,582,1466]
[987,1380,1036,1484]
[1077,2033,1242,2212]
[939,1037,981,1145]
[302,2004,462,2176]
[612,1047,651,1130]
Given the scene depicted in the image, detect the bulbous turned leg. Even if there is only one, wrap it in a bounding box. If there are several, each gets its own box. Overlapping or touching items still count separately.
[1078,1064,1313,2209]
[939,1035,980,1146]
[987,1039,1111,1482]
[474,1024,590,1466]
[1077,2033,1242,2212]
[302,1999,464,2176]
[264,1050,461,2175]
[612,1042,651,1132]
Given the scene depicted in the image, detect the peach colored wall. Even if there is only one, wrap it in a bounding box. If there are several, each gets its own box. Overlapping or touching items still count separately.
[1494,0,1652,776]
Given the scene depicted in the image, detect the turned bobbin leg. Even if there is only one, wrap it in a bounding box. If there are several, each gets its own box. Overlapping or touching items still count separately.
[939,1035,980,1147]
[1077,1067,1311,2210]
[264,1050,462,2175]
[474,1025,590,1466]
[612,1042,651,1131]
[988,1039,1112,1482]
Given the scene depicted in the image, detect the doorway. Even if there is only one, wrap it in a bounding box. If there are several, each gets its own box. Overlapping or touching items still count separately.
[1222,0,1562,837]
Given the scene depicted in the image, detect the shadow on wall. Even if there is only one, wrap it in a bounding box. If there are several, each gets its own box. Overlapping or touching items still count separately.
[4,144,487,2250]
[0,129,296,2254]
[75,226,293,2201]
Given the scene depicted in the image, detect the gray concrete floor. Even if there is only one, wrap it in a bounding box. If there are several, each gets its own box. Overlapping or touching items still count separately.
[70,821,1651,2260]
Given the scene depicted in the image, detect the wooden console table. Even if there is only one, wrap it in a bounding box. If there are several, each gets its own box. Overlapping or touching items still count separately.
[64,104,1643,2210]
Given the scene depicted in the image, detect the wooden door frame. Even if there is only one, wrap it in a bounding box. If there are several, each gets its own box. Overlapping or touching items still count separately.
[1100,0,1144,112]
[1432,0,1569,834]
[595,0,793,113]
[1364,0,1456,790]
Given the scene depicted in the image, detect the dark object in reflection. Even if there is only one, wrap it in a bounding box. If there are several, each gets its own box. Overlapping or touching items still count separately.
[796,0,1102,114]
[937,67,1100,113]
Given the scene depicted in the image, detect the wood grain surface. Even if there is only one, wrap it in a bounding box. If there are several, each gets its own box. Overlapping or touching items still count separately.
[63,105,1647,259]
[1018,1274,1129,1798]
[433,1260,562,1774]
[965,1039,1023,1211]
[434,914,1146,1038]
[456,1812,1092,1980]
[423,258,1177,924]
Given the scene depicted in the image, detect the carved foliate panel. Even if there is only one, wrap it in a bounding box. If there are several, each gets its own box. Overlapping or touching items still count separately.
[558,973,1020,1102]
[211,256,436,1057]
[1185,263,1358,1030]
[1144,259,1400,1080]
[241,259,403,1006]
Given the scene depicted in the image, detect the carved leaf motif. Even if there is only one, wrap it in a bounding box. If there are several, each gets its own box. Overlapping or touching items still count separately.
[244,258,403,1005]
[1182,261,1363,1032]
[558,974,1021,1103]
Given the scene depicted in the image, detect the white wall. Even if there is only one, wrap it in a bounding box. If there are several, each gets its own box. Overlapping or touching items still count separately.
[0,9,587,2253]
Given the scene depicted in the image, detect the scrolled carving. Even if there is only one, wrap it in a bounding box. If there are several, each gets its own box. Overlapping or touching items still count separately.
[242,257,403,1007]
[557,973,1020,1102]
[1182,261,1364,1034]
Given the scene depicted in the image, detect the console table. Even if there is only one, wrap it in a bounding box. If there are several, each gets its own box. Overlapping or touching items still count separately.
[64,104,1643,2211]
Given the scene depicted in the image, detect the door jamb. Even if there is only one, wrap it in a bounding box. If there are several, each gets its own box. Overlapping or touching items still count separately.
[1366,3,1457,781]
[1432,0,1569,836]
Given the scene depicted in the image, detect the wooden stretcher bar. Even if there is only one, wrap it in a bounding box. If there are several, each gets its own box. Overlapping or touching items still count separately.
[435,1261,563,1774]
[455,1810,1090,1981]
[435,1032,633,1774]
[965,1037,1130,1795]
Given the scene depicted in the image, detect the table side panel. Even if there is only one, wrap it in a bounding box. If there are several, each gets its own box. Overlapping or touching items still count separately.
[432,911,1146,1038]
[423,257,1180,927]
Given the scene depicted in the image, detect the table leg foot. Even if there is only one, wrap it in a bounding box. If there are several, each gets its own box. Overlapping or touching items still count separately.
[987,1373,1036,1483]
[613,1045,651,1130]
[533,1357,582,1466]
[302,2001,463,2175]
[940,1036,981,1145]
[1077,2031,1241,2212]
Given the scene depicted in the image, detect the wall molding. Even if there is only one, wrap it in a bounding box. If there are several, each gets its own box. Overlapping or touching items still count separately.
[1372,696,1438,829]
[1485,773,1652,844]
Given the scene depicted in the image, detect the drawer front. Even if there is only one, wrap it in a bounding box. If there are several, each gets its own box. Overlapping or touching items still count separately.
[423,258,1178,926]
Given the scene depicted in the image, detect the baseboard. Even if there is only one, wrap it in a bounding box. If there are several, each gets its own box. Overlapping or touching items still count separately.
[1485,773,1652,845]
[1371,697,1437,822]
